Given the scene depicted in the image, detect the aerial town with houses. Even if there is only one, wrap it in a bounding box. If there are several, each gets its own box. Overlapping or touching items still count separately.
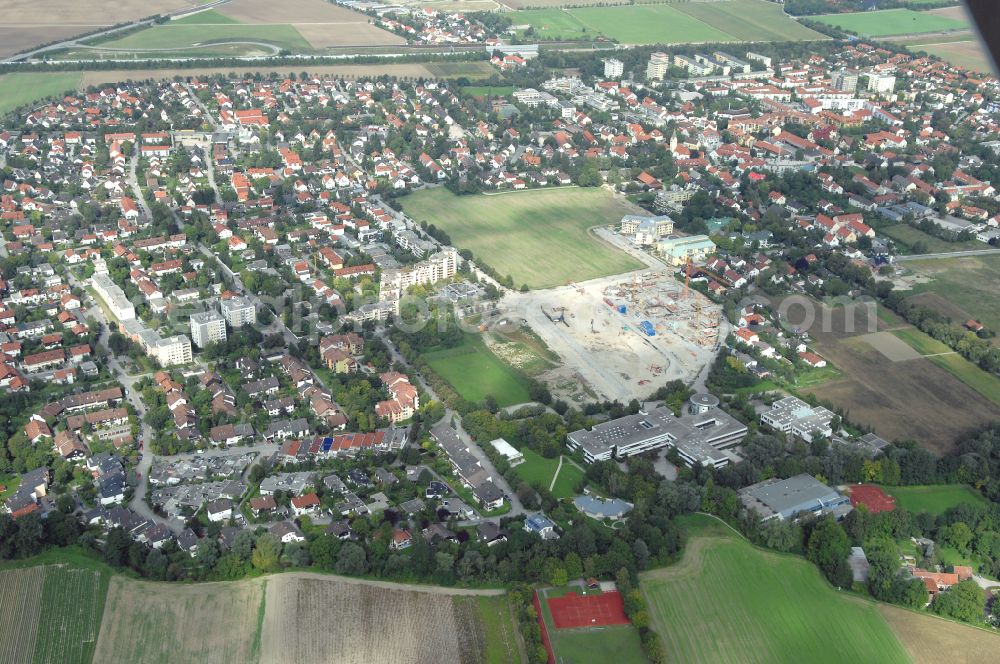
[3,6,1000,662]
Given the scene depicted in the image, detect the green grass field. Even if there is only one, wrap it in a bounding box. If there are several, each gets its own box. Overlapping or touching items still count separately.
[423,334,532,406]
[512,0,823,44]
[467,595,522,664]
[905,254,1000,333]
[424,61,496,78]
[812,8,967,37]
[512,449,585,499]
[0,72,82,117]
[402,187,643,289]
[536,587,647,664]
[642,514,910,664]
[880,224,984,254]
[886,484,988,515]
[100,23,312,52]
[171,10,242,24]
[34,565,109,663]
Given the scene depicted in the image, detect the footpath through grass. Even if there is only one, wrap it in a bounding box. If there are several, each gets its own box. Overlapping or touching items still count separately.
[641,514,910,664]
[402,187,642,289]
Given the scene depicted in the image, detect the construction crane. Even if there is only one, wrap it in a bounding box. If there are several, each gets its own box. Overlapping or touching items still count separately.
[683,257,692,301]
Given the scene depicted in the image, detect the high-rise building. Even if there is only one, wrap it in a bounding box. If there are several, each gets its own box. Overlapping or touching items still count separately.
[190,311,227,348]
[220,295,257,327]
[867,73,896,95]
[833,69,859,92]
[154,335,192,366]
[604,58,624,79]
[646,52,670,81]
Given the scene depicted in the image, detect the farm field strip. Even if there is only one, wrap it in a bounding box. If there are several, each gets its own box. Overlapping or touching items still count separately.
[910,41,994,73]
[260,574,493,664]
[33,566,107,664]
[93,576,264,664]
[0,73,83,118]
[890,328,1000,407]
[811,8,968,37]
[0,567,45,664]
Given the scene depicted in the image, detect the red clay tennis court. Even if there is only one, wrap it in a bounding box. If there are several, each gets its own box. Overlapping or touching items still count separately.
[547,590,630,629]
[850,484,896,513]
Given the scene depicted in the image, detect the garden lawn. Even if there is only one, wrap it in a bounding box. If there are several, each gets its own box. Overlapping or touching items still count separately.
[401,187,643,289]
[422,334,531,407]
[0,72,82,117]
[885,484,988,516]
[811,8,967,37]
[641,514,910,664]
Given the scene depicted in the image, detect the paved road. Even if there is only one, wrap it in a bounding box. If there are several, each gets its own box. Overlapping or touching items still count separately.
[895,247,1000,261]
[127,142,153,221]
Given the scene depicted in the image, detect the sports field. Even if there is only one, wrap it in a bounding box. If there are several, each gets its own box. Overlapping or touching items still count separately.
[512,0,824,44]
[423,334,532,407]
[535,587,647,664]
[886,484,988,516]
[641,515,910,664]
[401,187,643,289]
[811,9,967,37]
[0,72,82,117]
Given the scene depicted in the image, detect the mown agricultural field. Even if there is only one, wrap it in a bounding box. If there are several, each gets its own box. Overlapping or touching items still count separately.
[811,8,967,37]
[93,575,265,664]
[511,0,824,44]
[903,254,1000,334]
[402,187,643,289]
[642,515,911,664]
[423,334,532,407]
[0,567,45,664]
[98,23,314,52]
[885,484,988,516]
[259,573,512,664]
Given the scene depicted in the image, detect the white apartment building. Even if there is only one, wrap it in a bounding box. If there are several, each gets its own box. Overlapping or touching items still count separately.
[154,335,192,366]
[190,310,227,348]
[220,295,257,327]
[604,58,624,79]
[646,52,670,81]
[379,247,458,308]
[91,273,135,322]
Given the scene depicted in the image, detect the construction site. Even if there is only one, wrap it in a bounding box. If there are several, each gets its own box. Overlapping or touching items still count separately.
[502,269,725,403]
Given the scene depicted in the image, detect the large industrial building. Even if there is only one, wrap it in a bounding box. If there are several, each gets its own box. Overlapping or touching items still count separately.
[739,474,851,521]
[566,394,748,468]
[760,396,835,442]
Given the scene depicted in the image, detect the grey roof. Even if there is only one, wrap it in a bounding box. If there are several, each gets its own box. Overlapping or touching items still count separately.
[739,474,848,520]
[573,494,633,519]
